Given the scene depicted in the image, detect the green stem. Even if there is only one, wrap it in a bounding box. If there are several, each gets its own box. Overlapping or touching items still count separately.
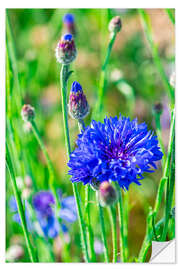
[154,112,166,168]
[153,110,175,220]
[139,9,174,104]
[96,192,109,262]
[60,64,90,262]
[85,185,96,262]
[6,143,37,262]
[30,120,60,208]
[138,209,153,262]
[60,64,71,156]
[161,112,175,240]
[96,32,117,115]
[138,214,167,262]
[166,9,175,25]
[78,120,95,262]
[116,185,127,262]
[30,119,71,261]
[108,206,117,263]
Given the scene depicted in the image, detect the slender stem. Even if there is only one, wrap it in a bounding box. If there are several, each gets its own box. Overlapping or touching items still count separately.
[153,110,175,220]
[138,210,153,262]
[108,206,117,263]
[154,112,166,168]
[30,120,60,208]
[78,120,95,262]
[78,119,86,131]
[138,214,166,262]
[6,143,37,262]
[166,9,175,25]
[96,192,109,262]
[139,9,174,104]
[96,32,117,115]
[116,185,127,262]
[60,64,90,262]
[161,113,175,240]
[30,119,71,262]
[123,191,129,260]
[85,185,96,261]
[60,64,71,156]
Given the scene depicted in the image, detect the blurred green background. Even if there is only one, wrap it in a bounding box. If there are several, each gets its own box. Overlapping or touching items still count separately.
[6,8,175,262]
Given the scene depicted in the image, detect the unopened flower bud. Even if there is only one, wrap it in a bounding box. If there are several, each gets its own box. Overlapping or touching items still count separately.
[21,104,35,122]
[68,81,89,120]
[63,13,76,36]
[24,175,32,188]
[153,102,163,115]
[170,71,175,88]
[90,178,101,191]
[55,34,77,64]
[99,181,117,207]
[6,245,24,262]
[22,188,32,200]
[108,16,122,33]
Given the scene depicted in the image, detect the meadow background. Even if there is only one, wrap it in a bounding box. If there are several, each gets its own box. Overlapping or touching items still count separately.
[6,8,175,262]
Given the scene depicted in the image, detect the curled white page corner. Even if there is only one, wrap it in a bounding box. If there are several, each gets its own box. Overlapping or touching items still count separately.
[150,239,175,263]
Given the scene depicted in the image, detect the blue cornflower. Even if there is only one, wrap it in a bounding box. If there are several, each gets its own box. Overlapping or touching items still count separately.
[9,191,77,239]
[33,191,77,238]
[68,115,163,190]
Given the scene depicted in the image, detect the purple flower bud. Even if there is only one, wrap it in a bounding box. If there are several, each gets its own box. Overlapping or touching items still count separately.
[21,104,35,122]
[63,14,76,36]
[99,181,117,207]
[55,34,77,64]
[90,178,101,191]
[153,102,163,115]
[68,81,89,120]
[108,16,122,33]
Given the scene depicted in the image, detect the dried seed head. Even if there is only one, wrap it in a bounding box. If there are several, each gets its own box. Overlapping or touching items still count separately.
[99,181,117,207]
[21,104,35,122]
[68,81,89,120]
[108,16,122,33]
[55,34,77,64]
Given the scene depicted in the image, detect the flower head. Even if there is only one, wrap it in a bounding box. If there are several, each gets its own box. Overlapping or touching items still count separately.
[63,13,76,36]
[68,115,163,190]
[99,181,117,206]
[108,16,122,33]
[68,81,89,120]
[21,104,35,122]
[55,34,77,64]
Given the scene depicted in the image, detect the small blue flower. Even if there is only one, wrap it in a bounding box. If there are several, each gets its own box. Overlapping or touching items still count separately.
[68,115,163,190]
[9,191,77,239]
[33,190,77,238]
[63,14,74,24]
